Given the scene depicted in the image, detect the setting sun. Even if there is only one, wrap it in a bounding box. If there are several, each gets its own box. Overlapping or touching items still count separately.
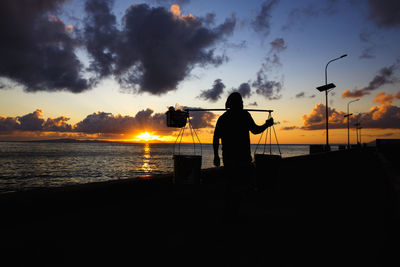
[135,131,170,142]
[136,132,153,141]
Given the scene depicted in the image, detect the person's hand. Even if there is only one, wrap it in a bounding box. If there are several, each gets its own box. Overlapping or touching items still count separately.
[213,155,220,167]
[266,117,274,127]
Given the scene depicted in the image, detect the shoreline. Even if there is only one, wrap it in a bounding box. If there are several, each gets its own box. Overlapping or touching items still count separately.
[0,138,367,146]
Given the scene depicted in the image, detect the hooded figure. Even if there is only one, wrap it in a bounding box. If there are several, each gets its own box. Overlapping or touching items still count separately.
[213,92,273,169]
[213,92,274,220]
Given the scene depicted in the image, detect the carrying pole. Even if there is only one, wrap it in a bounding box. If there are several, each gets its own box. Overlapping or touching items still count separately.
[185,108,273,113]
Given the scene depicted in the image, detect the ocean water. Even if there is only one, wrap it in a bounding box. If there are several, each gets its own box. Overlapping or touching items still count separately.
[0,142,333,192]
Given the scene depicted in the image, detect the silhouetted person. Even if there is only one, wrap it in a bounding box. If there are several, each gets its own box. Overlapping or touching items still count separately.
[213,92,273,220]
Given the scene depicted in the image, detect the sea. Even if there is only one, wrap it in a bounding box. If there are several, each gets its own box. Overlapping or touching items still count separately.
[0,141,338,193]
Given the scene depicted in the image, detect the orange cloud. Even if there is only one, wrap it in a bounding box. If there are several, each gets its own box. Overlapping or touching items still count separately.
[280,126,298,130]
[373,91,400,105]
[302,92,400,130]
[170,4,195,21]
[342,89,370,98]
[301,104,347,130]
[342,60,400,98]
[170,4,181,17]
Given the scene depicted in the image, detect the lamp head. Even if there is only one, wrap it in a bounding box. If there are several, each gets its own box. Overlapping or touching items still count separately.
[340,54,347,58]
[316,83,336,92]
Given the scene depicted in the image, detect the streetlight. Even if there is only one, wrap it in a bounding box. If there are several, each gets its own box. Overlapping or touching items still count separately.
[317,54,347,151]
[344,99,359,149]
[354,122,360,145]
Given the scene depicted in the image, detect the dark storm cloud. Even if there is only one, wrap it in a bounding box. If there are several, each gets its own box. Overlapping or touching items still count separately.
[295,92,315,98]
[0,0,235,95]
[0,0,91,93]
[0,108,217,135]
[84,1,236,95]
[342,59,400,98]
[17,110,46,131]
[247,102,258,106]
[43,117,73,132]
[147,0,191,7]
[0,116,19,132]
[198,79,226,102]
[280,126,298,130]
[264,38,287,70]
[84,0,118,78]
[359,30,377,59]
[251,0,279,37]
[269,38,287,52]
[252,38,286,100]
[252,71,282,100]
[230,83,252,98]
[282,0,338,31]
[367,0,400,28]
[200,13,217,26]
[74,108,216,133]
[359,47,376,59]
[0,110,73,132]
[75,111,137,134]
[74,107,216,134]
[186,109,217,129]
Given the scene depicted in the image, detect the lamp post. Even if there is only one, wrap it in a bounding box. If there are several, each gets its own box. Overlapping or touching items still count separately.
[354,122,360,145]
[345,99,359,149]
[319,54,347,151]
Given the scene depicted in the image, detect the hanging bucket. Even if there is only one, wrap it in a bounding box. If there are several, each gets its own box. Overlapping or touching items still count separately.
[168,109,202,184]
[254,154,282,189]
[253,113,282,190]
[173,155,202,184]
[166,107,188,128]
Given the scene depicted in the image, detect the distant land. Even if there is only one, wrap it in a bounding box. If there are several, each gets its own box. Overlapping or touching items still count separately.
[0,138,183,144]
[0,138,383,146]
[0,138,138,144]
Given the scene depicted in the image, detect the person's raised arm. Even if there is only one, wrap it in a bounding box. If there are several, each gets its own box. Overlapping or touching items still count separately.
[249,115,274,135]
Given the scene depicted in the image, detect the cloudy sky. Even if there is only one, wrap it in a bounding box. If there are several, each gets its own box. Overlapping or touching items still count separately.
[0,0,399,144]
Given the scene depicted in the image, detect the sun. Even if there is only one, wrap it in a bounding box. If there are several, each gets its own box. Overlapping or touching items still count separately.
[136,132,152,141]
[134,131,163,142]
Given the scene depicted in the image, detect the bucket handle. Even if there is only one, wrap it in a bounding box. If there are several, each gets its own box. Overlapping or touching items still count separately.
[254,112,281,156]
[173,112,202,156]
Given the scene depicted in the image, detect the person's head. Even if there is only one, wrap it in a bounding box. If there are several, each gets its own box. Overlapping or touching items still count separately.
[225,92,243,110]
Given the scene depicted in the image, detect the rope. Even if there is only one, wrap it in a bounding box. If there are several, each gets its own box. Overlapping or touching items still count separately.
[173,112,202,156]
[191,119,203,156]
[254,128,264,154]
[269,113,272,155]
[254,111,281,156]
[263,127,268,154]
[188,117,196,154]
[173,127,184,155]
[272,124,282,156]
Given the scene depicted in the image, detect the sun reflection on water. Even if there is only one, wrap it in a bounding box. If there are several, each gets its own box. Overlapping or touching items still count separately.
[137,143,156,174]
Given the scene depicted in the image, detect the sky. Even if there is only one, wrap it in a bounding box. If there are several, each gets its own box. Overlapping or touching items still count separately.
[0,0,399,144]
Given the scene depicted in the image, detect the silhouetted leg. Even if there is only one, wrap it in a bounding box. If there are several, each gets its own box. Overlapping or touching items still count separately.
[222,163,254,222]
